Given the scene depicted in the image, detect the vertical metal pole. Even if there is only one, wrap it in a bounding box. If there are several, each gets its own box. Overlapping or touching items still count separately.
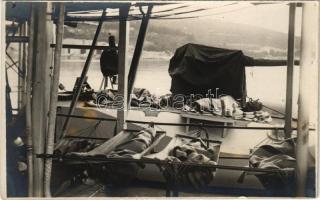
[59,9,106,140]
[44,3,65,197]
[295,2,318,197]
[26,5,35,196]
[127,5,153,103]
[0,1,8,197]
[18,23,23,111]
[31,4,42,196]
[117,5,130,133]
[44,2,53,132]
[31,3,52,196]
[21,22,27,108]
[284,3,296,139]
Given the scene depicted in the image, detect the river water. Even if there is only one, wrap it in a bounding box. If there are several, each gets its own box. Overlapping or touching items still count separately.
[7,55,314,121]
[59,58,301,117]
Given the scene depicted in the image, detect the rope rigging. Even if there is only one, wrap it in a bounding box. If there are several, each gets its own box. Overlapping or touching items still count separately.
[65,2,247,22]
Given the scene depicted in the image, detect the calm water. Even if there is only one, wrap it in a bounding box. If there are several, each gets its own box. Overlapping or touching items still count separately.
[60,59,172,96]
[7,56,301,118]
[59,58,301,117]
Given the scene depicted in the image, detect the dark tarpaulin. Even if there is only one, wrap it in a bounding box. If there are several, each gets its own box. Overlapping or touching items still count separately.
[169,43,251,101]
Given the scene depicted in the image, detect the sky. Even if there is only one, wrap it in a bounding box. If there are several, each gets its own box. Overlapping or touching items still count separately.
[161,2,303,36]
[199,2,302,36]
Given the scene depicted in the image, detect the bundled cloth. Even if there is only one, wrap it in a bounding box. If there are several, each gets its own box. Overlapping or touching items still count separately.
[54,139,98,155]
[163,139,217,190]
[69,128,156,158]
[186,95,272,123]
[249,139,296,170]
[92,88,160,109]
[193,95,241,117]
[234,110,272,123]
[107,128,156,158]
[169,143,217,165]
[238,138,296,196]
[130,88,160,109]
[91,89,122,108]
[66,128,157,186]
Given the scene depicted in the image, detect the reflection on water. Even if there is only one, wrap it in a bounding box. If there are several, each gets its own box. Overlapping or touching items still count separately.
[60,59,300,117]
[60,59,171,95]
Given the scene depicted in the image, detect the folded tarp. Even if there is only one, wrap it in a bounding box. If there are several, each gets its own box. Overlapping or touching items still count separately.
[169,43,251,101]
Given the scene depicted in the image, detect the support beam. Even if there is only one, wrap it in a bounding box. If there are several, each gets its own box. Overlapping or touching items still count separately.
[128,5,153,104]
[295,2,318,197]
[284,3,296,139]
[6,36,29,43]
[17,22,27,110]
[58,9,106,141]
[21,22,27,107]
[44,3,65,197]
[246,58,300,66]
[117,5,130,133]
[25,5,35,197]
[50,43,115,50]
[17,23,23,111]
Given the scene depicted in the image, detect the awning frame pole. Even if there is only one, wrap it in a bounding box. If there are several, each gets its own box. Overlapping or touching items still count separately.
[25,4,35,196]
[59,9,106,140]
[117,4,131,133]
[295,2,318,197]
[44,3,65,197]
[284,3,296,139]
[128,5,153,104]
[31,2,53,196]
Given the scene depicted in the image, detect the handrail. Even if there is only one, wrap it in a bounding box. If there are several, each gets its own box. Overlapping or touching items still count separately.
[36,153,295,174]
[50,43,117,50]
[57,113,117,121]
[56,113,316,131]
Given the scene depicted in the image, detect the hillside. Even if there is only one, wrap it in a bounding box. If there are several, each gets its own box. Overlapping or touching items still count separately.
[64,19,301,59]
[154,18,301,59]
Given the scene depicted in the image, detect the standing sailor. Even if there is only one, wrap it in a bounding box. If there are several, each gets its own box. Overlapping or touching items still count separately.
[100,33,118,89]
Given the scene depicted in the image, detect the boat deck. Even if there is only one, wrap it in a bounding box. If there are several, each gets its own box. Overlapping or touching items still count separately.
[52,100,301,197]
[56,100,294,156]
[55,158,268,197]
